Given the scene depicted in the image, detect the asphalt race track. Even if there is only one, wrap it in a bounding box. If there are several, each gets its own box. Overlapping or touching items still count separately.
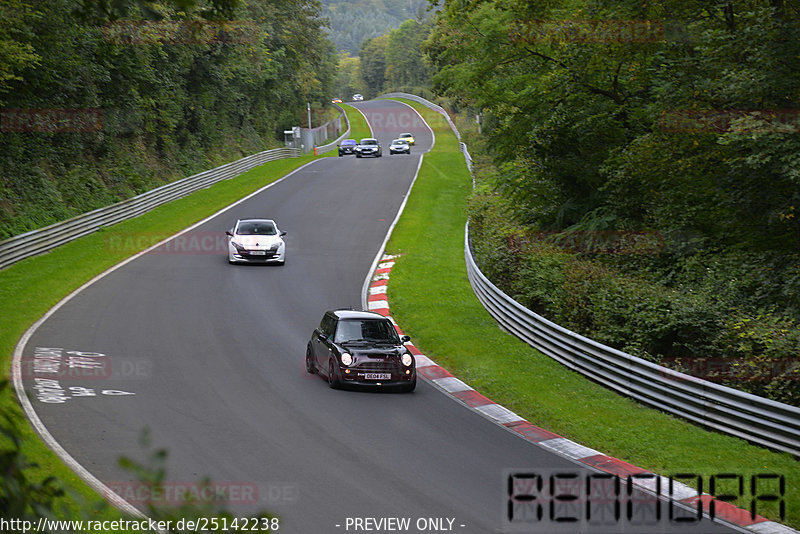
[17,100,740,533]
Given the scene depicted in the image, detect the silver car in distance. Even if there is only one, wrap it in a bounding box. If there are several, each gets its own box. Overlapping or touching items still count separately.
[388,138,411,155]
[226,218,287,265]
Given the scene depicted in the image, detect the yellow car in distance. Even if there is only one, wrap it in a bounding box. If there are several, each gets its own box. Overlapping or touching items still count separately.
[398,132,415,145]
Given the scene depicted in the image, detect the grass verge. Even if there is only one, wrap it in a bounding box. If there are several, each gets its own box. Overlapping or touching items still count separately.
[0,125,354,520]
[384,98,800,528]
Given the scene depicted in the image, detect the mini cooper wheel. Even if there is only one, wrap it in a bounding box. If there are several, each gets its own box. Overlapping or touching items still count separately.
[400,379,416,393]
[328,359,341,389]
[306,345,316,374]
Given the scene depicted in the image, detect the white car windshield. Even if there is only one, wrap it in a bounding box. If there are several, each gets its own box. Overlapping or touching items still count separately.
[237,221,276,235]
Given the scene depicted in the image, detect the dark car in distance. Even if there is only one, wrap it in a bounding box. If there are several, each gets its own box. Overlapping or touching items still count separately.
[307,309,416,392]
[338,139,357,156]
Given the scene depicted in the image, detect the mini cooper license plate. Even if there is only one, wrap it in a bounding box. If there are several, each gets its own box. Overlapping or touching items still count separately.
[365,373,391,380]
[250,251,266,255]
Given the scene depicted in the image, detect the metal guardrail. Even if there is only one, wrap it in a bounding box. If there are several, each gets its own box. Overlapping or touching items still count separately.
[314,103,351,155]
[297,103,348,154]
[383,91,800,457]
[465,226,800,456]
[0,147,300,270]
[460,142,473,176]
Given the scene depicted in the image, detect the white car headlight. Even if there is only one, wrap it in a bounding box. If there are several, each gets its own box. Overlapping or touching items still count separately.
[401,353,413,367]
[341,353,353,366]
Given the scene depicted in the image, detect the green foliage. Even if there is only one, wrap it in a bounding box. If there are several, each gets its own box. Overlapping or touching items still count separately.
[358,15,434,98]
[0,0,337,240]
[426,0,800,241]
[334,52,364,99]
[0,1,41,102]
[321,0,430,54]
[0,382,65,521]
[468,202,800,406]
[358,34,388,98]
[428,0,800,406]
[385,19,431,89]
[73,0,242,21]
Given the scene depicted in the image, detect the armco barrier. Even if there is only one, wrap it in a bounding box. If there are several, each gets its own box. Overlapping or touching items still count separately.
[314,103,351,155]
[465,226,800,456]
[383,91,800,457]
[0,147,300,270]
[297,103,348,154]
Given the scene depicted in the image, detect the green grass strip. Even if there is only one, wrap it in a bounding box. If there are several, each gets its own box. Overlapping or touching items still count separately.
[384,98,800,528]
[320,104,371,157]
[0,129,352,519]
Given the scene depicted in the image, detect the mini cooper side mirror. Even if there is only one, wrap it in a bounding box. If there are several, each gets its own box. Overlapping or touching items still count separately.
[225,230,233,237]
[401,335,411,343]
[280,231,287,237]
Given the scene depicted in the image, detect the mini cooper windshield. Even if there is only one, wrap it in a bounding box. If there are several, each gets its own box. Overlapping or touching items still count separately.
[334,319,399,344]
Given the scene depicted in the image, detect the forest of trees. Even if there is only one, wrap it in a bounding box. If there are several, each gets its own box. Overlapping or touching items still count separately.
[320,0,429,54]
[423,0,800,404]
[358,18,432,98]
[0,0,336,239]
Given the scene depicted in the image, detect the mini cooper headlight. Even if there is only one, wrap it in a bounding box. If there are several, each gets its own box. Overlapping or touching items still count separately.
[341,353,353,366]
[401,353,413,367]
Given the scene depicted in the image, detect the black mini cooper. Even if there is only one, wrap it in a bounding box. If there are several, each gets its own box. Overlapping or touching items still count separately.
[307,309,416,392]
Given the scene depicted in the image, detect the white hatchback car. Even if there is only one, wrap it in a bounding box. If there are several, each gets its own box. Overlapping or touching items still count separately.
[226,218,286,265]
[389,139,411,155]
